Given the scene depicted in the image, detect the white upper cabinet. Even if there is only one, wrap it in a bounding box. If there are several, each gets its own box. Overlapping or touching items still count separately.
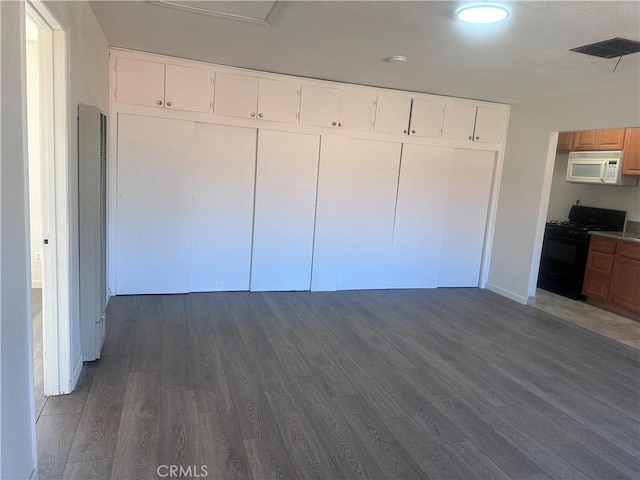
[214,73,299,124]
[213,73,259,119]
[474,107,507,144]
[116,58,213,113]
[409,99,446,138]
[442,104,507,144]
[442,104,478,142]
[258,78,300,123]
[116,58,166,108]
[164,64,213,113]
[299,85,375,131]
[374,95,412,135]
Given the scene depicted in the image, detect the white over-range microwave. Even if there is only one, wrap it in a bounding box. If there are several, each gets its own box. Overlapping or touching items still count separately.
[566,151,637,186]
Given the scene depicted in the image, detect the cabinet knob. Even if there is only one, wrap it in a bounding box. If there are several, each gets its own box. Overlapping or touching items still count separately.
[338,123,342,127]
[166,101,172,107]
[403,129,408,134]
[332,121,337,126]
[258,113,264,118]
[475,136,480,140]
[468,136,473,140]
[250,112,256,117]
[157,100,163,106]
[411,130,416,134]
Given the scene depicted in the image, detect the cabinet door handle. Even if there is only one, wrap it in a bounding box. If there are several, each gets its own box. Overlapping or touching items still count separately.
[403,129,408,134]
[411,129,416,134]
[157,100,163,106]
[338,123,342,127]
[250,112,256,117]
[166,101,172,107]
[475,136,480,140]
[258,113,264,118]
[332,121,337,126]
[468,135,473,140]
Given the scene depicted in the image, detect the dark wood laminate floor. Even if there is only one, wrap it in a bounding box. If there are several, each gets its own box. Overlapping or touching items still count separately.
[35,288,640,480]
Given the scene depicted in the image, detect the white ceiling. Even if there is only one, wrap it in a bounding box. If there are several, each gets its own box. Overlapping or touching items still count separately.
[90,1,640,104]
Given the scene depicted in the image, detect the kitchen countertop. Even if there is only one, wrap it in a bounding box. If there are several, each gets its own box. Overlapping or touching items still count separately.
[589,231,640,244]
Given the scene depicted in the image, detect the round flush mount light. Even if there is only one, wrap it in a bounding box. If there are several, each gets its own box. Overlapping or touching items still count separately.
[456,4,509,24]
[386,55,407,63]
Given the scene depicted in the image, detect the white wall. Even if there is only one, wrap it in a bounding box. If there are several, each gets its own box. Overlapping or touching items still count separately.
[27,34,43,288]
[487,81,640,304]
[43,0,109,374]
[0,1,37,477]
[546,151,640,222]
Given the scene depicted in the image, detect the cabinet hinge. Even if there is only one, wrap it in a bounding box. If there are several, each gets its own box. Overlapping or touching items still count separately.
[211,76,214,84]
[297,90,301,97]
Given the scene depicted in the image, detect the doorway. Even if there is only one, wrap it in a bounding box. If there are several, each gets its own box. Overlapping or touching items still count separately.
[25,1,72,399]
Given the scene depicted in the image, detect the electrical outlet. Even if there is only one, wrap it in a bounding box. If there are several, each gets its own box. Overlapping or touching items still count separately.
[35,252,42,263]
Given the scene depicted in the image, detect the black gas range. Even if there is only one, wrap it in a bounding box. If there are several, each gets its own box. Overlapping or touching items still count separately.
[538,205,626,300]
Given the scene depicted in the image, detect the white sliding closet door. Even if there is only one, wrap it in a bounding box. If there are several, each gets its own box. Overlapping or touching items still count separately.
[251,130,320,291]
[439,149,495,287]
[191,124,257,291]
[391,145,453,288]
[337,139,401,290]
[116,114,194,294]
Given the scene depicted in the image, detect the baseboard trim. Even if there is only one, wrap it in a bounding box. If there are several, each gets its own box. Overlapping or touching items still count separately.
[485,283,531,305]
[30,468,38,480]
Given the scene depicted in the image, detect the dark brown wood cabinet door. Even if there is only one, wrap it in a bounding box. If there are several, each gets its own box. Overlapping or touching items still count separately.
[582,270,611,301]
[597,128,626,150]
[572,130,599,150]
[610,256,640,314]
[622,127,640,175]
[556,132,573,152]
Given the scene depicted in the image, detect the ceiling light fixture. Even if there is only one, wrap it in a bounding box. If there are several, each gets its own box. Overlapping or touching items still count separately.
[456,4,509,24]
[386,55,407,63]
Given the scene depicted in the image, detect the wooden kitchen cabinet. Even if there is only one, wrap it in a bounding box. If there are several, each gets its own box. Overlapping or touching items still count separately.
[556,132,574,152]
[583,235,640,318]
[622,127,640,175]
[214,72,300,123]
[572,128,626,151]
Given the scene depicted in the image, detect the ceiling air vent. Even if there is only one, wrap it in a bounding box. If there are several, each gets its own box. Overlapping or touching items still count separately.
[570,37,640,59]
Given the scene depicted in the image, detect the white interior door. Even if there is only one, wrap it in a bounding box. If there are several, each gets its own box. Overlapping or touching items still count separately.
[442,104,477,141]
[299,84,340,127]
[439,149,495,287]
[214,72,258,119]
[191,123,257,292]
[165,64,213,113]
[251,130,320,291]
[391,144,453,288]
[409,99,445,138]
[337,139,401,290]
[116,114,194,294]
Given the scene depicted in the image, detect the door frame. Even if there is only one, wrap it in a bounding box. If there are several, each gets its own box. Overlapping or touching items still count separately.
[26,0,72,395]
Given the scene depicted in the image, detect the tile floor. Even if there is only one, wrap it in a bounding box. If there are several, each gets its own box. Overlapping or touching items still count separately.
[533,288,640,349]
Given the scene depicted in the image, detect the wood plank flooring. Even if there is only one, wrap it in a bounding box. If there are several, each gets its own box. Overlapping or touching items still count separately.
[33,288,639,479]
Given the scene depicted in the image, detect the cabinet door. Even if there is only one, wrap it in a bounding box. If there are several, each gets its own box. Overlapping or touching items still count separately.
[390,145,453,288]
[439,149,494,287]
[556,132,574,152]
[582,270,611,301]
[610,256,640,313]
[299,84,340,127]
[442,104,477,141]
[409,99,445,138]
[251,131,320,291]
[598,129,626,150]
[165,64,213,113]
[374,95,411,135]
[337,139,401,290]
[572,130,599,151]
[258,78,300,123]
[191,124,256,292]
[473,107,507,144]
[116,115,194,294]
[623,128,640,175]
[339,90,376,131]
[116,58,165,108]
[214,72,258,119]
